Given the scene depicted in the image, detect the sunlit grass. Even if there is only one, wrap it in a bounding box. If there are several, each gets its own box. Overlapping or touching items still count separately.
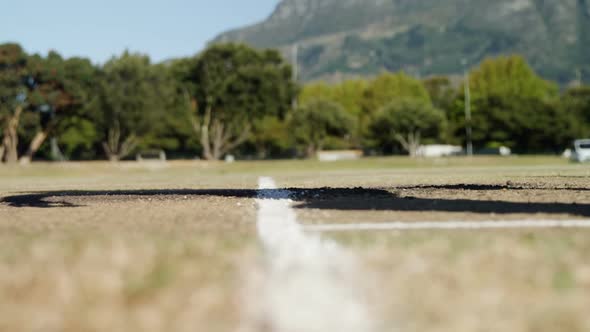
[0,158,588,332]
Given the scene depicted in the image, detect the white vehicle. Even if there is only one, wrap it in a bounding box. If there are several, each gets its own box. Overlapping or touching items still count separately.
[571,139,590,162]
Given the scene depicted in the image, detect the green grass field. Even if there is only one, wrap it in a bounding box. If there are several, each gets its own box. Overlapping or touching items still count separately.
[1,156,589,332]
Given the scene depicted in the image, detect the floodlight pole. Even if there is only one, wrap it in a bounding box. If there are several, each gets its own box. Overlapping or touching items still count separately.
[464,67,473,157]
[292,43,299,82]
[292,43,299,109]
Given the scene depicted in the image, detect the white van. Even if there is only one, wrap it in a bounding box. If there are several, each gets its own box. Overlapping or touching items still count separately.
[571,139,590,162]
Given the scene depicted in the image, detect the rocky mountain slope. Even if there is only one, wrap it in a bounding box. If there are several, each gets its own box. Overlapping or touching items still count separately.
[213,0,590,83]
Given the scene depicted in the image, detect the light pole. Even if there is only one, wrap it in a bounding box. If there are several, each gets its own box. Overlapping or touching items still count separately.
[462,59,473,156]
[292,43,299,83]
[291,43,299,109]
[576,68,583,87]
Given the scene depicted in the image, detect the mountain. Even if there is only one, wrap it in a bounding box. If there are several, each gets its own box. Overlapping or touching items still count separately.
[212,0,590,84]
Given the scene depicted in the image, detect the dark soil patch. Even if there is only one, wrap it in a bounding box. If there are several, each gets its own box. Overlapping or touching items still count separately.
[2,184,590,217]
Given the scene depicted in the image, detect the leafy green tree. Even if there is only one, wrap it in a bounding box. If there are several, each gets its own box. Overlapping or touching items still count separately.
[290,99,354,158]
[423,76,458,143]
[512,98,574,153]
[0,43,29,163]
[95,52,176,161]
[362,72,431,114]
[560,86,590,137]
[333,80,369,116]
[300,79,368,146]
[362,72,431,147]
[469,55,558,100]
[58,116,99,160]
[300,79,368,116]
[465,96,573,153]
[19,52,98,163]
[450,55,562,152]
[248,116,291,159]
[299,82,335,105]
[423,76,456,111]
[369,98,446,156]
[139,63,197,159]
[179,44,297,160]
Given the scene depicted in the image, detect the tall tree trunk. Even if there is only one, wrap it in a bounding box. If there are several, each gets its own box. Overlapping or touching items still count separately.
[199,106,213,160]
[102,123,138,162]
[19,124,54,164]
[193,107,250,160]
[395,131,421,157]
[102,146,120,162]
[305,144,317,159]
[211,119,223,160]
[256,145,268,160]
[2,106,23,164]
[306,140,324,159]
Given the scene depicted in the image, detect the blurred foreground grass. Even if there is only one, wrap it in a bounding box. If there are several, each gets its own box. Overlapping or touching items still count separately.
[0,230,255,332]
[331,230,590,332]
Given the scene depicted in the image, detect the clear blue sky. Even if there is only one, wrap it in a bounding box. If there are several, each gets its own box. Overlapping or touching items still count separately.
[0,0,279,64]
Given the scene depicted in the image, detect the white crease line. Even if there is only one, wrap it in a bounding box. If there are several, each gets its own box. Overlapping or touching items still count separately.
[254,177,373,332]
[304,219,590,232]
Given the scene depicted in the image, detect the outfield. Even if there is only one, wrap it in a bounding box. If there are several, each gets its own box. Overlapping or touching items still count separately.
[1,157,589,332]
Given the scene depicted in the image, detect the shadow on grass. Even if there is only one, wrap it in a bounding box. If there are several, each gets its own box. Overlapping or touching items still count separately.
[2,186,589,217]
[397,184,590,191]
[0,188,386,209]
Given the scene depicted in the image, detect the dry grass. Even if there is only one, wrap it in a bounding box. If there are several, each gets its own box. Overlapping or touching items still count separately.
[0,162,259,332]
[1,158,589,332]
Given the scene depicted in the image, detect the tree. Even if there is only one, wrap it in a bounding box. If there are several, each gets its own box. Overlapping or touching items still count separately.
[299,82,335,105]
[362,72,431,114]
[423,76,458,143]
[0,43,29,164]
[369,98,446,156]
[58,115,99,160]
[510,98,574,153]
[299,79,368,147]
[361,72,431,148]
[450,55,562,152]
[423,76,456,112]
[290,99,354,158]
[248,116,291,159]
[95,52,176,161]
[179,44,297,160]
[19,52,98,163]
[469,55,558,100]
[560,86,590,138]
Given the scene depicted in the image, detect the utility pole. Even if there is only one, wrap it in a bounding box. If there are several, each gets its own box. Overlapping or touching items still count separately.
[292,43,299,82]
[463,61,473,156]
[576,68,583,87]
[292,43,299,109]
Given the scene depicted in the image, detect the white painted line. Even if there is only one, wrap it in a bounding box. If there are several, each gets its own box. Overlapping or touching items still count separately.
[253,177,373,332]
[304,219,590,232]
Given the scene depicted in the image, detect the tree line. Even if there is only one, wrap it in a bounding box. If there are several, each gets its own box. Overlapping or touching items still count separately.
[1,42,589,163]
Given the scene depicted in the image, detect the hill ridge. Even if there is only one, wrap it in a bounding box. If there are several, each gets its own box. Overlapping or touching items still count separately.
[213,0,590,84]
